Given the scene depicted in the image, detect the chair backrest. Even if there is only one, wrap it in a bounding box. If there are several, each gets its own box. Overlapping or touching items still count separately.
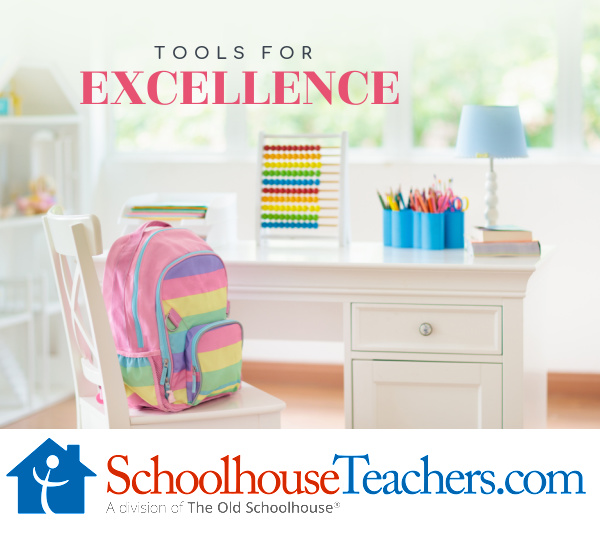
[43,205,130,428]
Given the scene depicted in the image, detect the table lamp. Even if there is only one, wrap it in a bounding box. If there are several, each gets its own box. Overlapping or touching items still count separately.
[455,105,528,226]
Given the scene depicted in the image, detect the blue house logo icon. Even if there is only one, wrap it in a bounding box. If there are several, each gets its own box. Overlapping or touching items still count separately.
[7,438,96,514]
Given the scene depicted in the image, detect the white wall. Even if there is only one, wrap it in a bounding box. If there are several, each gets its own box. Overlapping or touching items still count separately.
[93,155,600,373]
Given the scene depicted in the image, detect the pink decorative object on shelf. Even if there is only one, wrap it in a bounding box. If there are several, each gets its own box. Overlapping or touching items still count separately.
[16,175,56,216]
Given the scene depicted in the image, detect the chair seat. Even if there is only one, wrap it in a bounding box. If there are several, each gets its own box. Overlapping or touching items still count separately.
[79,382,285,429]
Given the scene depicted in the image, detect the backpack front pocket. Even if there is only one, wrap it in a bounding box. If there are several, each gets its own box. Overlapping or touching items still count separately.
[184,320,243,404]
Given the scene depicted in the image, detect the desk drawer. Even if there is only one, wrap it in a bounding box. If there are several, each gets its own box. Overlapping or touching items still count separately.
[351,303,502,355]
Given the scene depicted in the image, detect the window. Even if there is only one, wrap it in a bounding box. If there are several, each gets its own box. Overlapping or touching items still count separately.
[246,101,384,150]
[111,47,227,153]
[245,46,387,149]
[583,0,600,150]
[412,16,556,148]
[110,0,596,159]
[114,103,226,152]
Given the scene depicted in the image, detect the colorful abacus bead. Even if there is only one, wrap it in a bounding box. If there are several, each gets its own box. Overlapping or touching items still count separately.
[262,220,319,229]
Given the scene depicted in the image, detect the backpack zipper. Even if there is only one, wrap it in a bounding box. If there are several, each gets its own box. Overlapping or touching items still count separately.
[131,227,175,348]
[154,251,226,400]
[188,319,243,403]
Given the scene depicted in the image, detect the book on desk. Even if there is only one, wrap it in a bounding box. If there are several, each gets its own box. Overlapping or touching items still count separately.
[468,225,540,257]
[119,192,237,247]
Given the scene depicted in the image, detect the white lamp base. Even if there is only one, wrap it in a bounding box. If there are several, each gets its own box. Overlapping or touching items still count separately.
[484,161,498,227]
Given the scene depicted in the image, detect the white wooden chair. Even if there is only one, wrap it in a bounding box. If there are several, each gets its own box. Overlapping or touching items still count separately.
[42,206,285,429]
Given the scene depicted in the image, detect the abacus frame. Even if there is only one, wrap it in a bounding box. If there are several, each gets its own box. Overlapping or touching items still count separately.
[255,132,350,246]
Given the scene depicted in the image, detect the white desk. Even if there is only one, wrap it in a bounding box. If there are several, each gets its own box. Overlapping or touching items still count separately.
[216,241,549,429]
[96,241,549,429]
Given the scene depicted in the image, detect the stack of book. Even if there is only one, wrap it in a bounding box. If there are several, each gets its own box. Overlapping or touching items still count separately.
[124,205,208,220]
[468,225,541,257]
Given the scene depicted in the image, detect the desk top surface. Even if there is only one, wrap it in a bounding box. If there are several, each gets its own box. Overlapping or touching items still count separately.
[215,241,548,272]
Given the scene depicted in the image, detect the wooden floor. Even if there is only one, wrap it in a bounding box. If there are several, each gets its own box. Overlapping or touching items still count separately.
[547,372,600,429]
[4,366,600,429]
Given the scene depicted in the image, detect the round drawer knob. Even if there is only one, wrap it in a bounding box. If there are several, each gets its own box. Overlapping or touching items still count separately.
[419,323,433,336]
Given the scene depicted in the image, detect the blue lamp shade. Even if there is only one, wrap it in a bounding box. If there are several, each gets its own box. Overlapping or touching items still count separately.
[455,105,528,158]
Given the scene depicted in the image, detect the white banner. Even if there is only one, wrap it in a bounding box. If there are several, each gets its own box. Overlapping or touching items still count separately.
[0,429,596,534]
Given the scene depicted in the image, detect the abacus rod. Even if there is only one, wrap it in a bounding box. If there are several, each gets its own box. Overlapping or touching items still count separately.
[260,188,333,191]
[262,193,339,195]
[261,199,340,201]
[262,134,341,139]
[262,146,341,150]
[262,166,338,169]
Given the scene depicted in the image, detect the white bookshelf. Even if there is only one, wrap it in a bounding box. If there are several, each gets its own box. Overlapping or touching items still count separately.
[0,115,81,126]
[0,60,82,426]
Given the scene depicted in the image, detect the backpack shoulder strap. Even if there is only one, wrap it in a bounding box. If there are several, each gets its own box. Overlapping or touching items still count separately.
[103,221,171,349]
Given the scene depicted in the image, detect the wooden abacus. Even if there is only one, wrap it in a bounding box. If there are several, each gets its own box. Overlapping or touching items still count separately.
[256,132,350,246]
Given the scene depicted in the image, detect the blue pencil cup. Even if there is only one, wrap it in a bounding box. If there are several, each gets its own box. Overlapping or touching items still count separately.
[421,213,445,250]
[0,97,10,116]
[383,209,392,246]
[412,211,422,249]
[445,210,465,249]
[392,209,413,248]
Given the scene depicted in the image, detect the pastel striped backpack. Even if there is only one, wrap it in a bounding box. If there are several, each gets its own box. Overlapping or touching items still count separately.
[102,221,242,412]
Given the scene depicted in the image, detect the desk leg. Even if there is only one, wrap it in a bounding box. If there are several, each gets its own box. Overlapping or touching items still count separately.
[343,301,353,429]
[504,295,547,429]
